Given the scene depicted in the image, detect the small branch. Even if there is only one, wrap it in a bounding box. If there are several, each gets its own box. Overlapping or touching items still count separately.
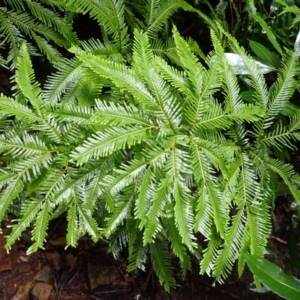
[271,236,300,246]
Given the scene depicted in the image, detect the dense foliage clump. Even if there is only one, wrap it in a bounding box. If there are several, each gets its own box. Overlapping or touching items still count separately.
[0,0,300,293]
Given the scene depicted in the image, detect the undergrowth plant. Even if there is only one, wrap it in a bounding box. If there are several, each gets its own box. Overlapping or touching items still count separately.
[1,0,300,293]
[0,0,77,68]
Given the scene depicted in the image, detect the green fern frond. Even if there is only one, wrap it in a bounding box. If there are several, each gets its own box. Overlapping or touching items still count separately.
[71,126,152,165]
[31,32,62,63]
[149,240,176,292]
[200,227,222,275]
[104,196,134,238]
[173,177,196,251]
[0,95,41,122]
[27,199,51,253]
[144,176,172,244]
[0,176,23,223]
[66,203,79,248]
[167,217,191,276]
[259,120,300,151]
[195,103,233,130]
[0,131,49,157]
[44,58,83,104]
[264,53,297,127]
[92,100,152,127]
[71,48,160,111]
[5,198,43,251]
[213,209,247,283]
[10,152,52,181]
[246,196,272,257]
[77,204,100,242]
[145,0,187,40]
[66,0,129,50]
[24,0,77,44]
[135,167,155,228]
[266,158,300,204]
[104,159,148,195]
[173,27,204,97]
[127,230,148,272]
[16,43,43,111]
[215,25,269,111]
[153,55,194,99]
[49,105,94,125]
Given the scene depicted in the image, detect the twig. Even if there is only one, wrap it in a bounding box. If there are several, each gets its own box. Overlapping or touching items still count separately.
[271,236,300,246]
[92,288,131,297]
[140,266,153,299]
[53,267,60,300]
[181,24,194,36]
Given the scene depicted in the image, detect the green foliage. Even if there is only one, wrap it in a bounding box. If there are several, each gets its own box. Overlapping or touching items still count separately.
[0,0,78,68]
[244,254,300,300]
[0,0,300,293]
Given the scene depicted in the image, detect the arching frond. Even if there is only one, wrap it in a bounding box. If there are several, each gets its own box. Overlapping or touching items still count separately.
[44,58,83,104]
[149,241,176,292]
[264,53,297,127]
[66,0,129,50]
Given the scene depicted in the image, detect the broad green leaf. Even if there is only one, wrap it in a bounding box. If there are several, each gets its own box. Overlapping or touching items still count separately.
[249,40,280,68]
[281,102,299,117]
[244,254,300,300]
[251,15,283,55]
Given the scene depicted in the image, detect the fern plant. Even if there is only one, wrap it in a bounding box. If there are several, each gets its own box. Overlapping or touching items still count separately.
[1,22,300,291]
[0,0,78,68]
[1,0,300,292]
